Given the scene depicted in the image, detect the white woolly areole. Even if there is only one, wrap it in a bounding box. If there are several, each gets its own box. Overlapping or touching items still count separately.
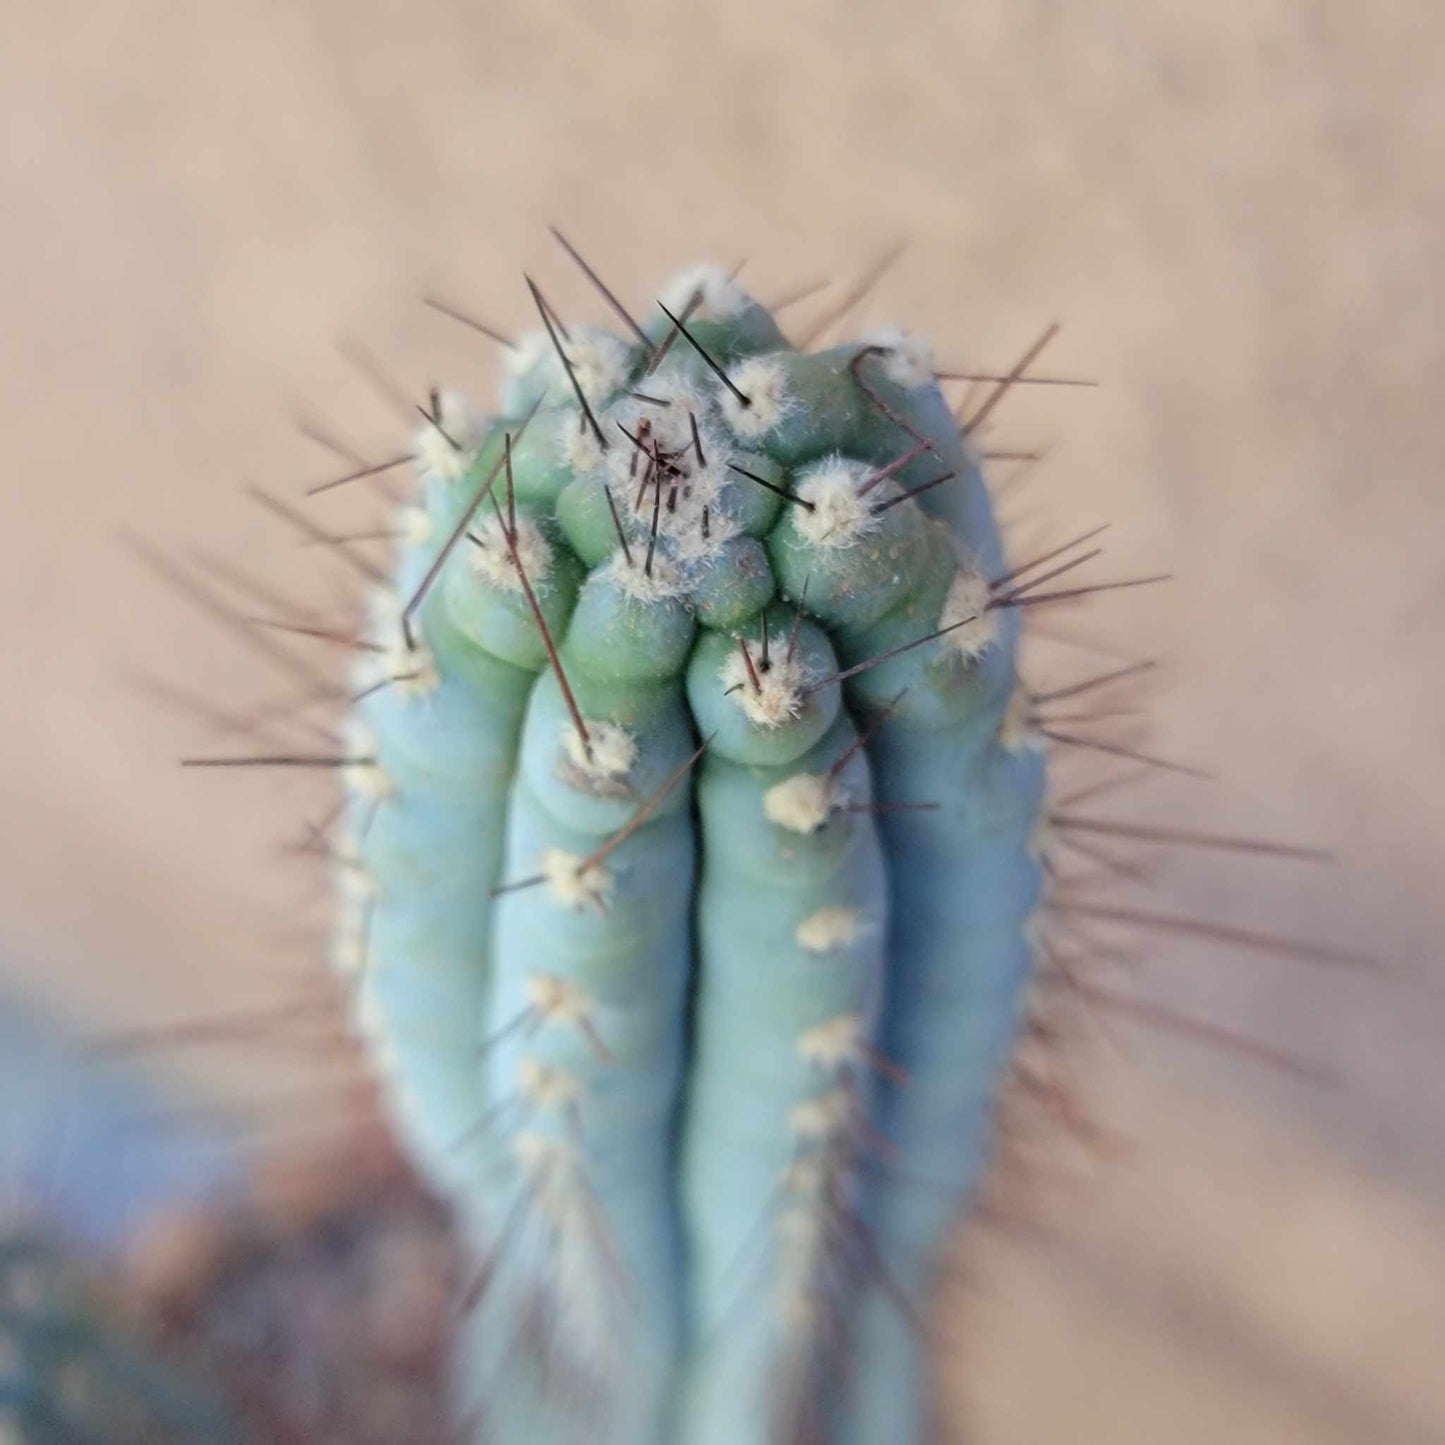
[413,388,487,484]
[797,1014,866,1071]
[466,511,552,594]
[329,926,368,979]
[795,905,863,954]
[365,584,404,635]
[333,848,375,904]
[517,1058,584,1111]
[603,549,686,602]
[717,355,790,440]
[999,680,1045,754]
[503,332,554,384]
[508,327,633,408]
[342,720,393,800]
[398,504,432,548]
[719,644,807,729]
[352,990,399,1073]
[540,847,613,912]
[789,1089,854,1142]
[382,635,440,699]
[512,1131,579,1181]
[659,263,751,321]
[794,456,880,548]
[860,328,935,390]
[562,718,638,788]
[763,772,838,835]
[939,565,999,661]
[526,973,597,1031]
[562,417,607,474]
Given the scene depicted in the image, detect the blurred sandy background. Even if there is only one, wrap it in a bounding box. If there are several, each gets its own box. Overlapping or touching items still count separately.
[1,2,1442,1439]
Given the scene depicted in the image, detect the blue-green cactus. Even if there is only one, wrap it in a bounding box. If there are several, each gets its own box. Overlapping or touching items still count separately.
[334,263,1047,1443]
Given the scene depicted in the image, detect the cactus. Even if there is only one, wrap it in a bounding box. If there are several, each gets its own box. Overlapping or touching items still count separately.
[314,258,1050,1445]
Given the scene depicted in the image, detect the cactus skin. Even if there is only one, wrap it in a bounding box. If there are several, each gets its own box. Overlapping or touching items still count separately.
[337,265,1046,1443]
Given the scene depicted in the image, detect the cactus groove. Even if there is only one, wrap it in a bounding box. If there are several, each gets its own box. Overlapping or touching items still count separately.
[335,262,1048,1444]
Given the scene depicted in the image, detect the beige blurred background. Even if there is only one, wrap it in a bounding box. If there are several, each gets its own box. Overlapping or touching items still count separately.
[2,2,1442,1439]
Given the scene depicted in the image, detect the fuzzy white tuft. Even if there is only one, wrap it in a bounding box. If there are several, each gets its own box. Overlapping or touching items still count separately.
[763,772,838,835]
[795,905,864,954]
[939,565,999,661]
[465,511,552,594]
[562,719,638,787]
[859,328,935,390]
[397,504,432,548]
[794,456,879,548]
[329,925,369,979]
[561,417,607,474]
[540,847,612,912]
[333,847,376,904]
[603,549,686,602]
[516,1058,584,1112]
[413,388,488,484]
[342,720,394,800]
[789,1089,854,1143]
[717,356,791,440]
[382,635,441,699]
[998,680,1045,754]
[658,263,751,322]
[796,1014,866,1071]
[718,643,807,729]
[526,973,598,1032]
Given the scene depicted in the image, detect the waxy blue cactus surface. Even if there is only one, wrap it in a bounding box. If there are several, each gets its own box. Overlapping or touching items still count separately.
[335,265,1047,1444]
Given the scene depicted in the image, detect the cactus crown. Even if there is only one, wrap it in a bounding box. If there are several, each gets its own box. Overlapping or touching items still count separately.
[325,256,1046,1445]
